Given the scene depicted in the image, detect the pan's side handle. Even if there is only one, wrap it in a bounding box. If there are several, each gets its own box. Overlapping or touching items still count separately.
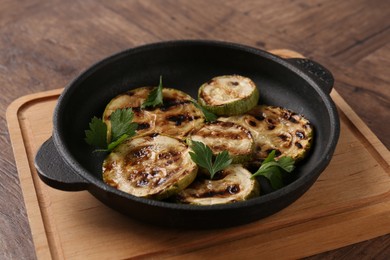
[288,58,334,94]
[35,137,89,191]
[268,49,334,94]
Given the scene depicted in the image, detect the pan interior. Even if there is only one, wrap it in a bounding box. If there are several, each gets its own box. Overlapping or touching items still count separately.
[55,43,333,188]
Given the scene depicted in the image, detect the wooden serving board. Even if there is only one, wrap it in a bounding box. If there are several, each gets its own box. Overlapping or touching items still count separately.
[6,50,390,259]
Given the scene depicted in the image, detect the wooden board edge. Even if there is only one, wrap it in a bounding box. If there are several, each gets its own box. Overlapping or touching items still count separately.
[6,88,63,117]
[331,90,390,168]
[155,200,390,259]
[6,88,63,260]
[268,49,305,58]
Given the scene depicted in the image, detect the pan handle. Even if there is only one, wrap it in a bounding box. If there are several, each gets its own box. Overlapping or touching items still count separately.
[35,137,89,191]
[287,58,334,94]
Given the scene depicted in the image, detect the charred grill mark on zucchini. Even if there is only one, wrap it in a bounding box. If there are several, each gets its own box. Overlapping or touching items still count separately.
[103,135,197,200]
[278,133,290,141]
[177,181,241,199]
[103,87,205,139]
[249,120,257,127]
[295,130,305,139]
[127,145,153,163]
[189,121,254,164]
[159,98,192,111]
[176,164,259,205]
[219,105,313,164]
[255,115,265,121]
[137,122,150,130]
[166,113,201,126]
[192,184,240,198]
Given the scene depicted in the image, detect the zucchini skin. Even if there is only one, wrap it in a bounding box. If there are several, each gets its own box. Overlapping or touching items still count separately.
[198,75,260,116]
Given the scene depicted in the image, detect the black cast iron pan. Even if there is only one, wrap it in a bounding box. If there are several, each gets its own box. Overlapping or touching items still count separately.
[35,40,340,228]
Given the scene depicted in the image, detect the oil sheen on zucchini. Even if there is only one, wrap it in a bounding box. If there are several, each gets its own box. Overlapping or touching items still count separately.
[103,87,205,140]
[188,121,254,164]
[198,75,259,116]
[219,105,313,164]
[103,134,198,200]
[176,164,259,205]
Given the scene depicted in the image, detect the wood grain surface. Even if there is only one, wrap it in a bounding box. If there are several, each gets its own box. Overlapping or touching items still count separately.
[1,0,389,259]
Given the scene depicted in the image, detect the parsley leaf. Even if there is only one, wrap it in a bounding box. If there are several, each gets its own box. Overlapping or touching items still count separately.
[189,140,232,179]
[85,117,107,149]
[85,108,138,152]
[110,108,138,141]
[191,100,218,122]
[212,150,232,174]
[141,76,164,108]
[251,150,295,190]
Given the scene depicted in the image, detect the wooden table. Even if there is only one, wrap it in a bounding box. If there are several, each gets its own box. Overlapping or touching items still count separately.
[1,1,389,259]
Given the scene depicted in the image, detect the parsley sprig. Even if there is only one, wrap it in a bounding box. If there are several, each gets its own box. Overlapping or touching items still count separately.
[189,140,232,179]
[139,75,217,122]
[85,108,138,152]
[191,100,218,122]
[141,76,164,108]
[251,150,295,189]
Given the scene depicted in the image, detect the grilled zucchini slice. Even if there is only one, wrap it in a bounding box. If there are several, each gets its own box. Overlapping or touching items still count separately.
[188,121,254,164]
[176,164,259,205]
[103,87,204,140]
[102,134,198,200]
[219,105,313,164]
[198,75,259,116]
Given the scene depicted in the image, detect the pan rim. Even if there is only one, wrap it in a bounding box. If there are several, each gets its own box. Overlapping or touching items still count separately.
[52,39,340,211]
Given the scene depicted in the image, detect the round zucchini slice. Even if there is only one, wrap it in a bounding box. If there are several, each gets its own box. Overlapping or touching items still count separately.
[103,134,198,200]
[198,75,259,116]
[176,164,259,205]
[103,87,205,140]
[188,121,254,164]
[219,105,313,164]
